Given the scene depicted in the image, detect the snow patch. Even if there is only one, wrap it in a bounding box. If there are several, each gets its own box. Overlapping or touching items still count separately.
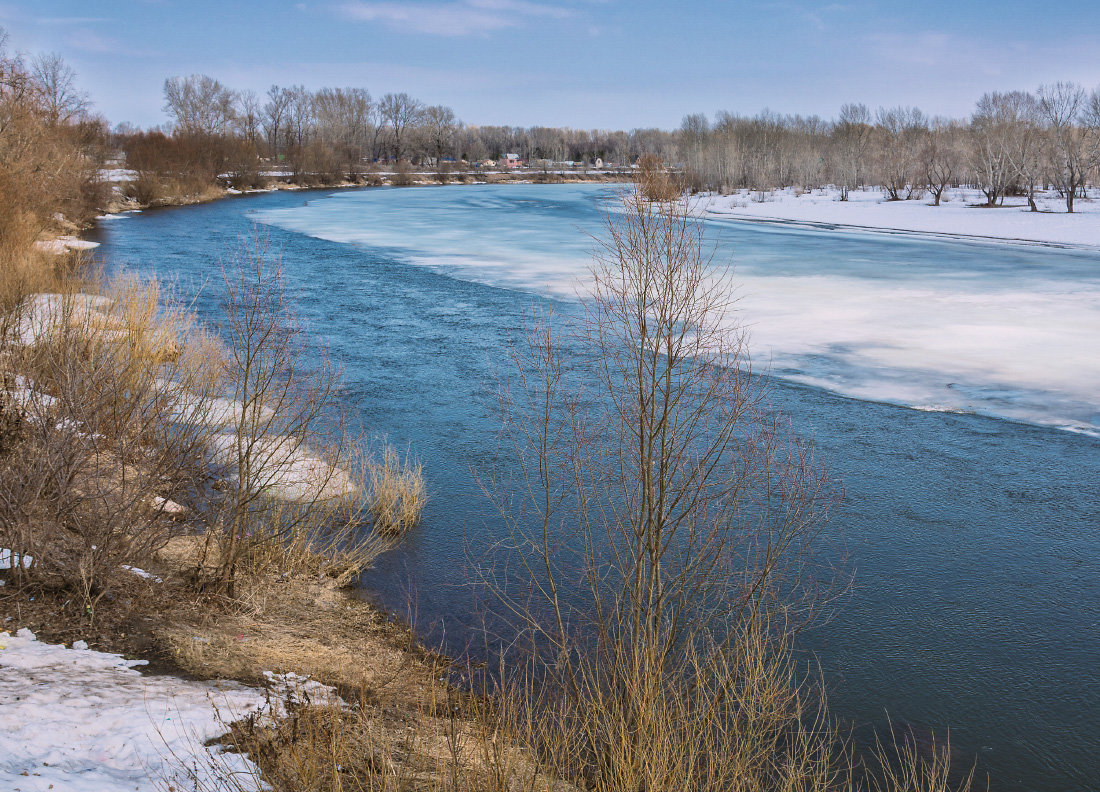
[0,629,268,791]
[0,549,33,570]
[34,236,100,255]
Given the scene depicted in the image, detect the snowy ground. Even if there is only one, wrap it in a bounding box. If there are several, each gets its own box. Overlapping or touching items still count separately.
[692,187,1100,248]
[0,629,266,792]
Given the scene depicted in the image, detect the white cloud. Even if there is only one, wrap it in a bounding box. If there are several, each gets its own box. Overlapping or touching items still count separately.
[339,0,573,36]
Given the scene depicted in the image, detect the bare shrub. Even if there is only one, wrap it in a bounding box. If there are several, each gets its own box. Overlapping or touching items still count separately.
[482,181,840,791]
[0,277,220,612]
[389,160,415,186]
[200,236,393,596]
[635,153,682,201]
[125,170,164,205]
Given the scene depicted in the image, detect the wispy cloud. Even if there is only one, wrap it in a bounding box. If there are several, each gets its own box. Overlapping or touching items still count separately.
[35,17,110,25]
[338,0,573,36]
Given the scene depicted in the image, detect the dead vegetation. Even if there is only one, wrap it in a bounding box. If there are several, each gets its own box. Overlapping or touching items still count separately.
[367,442,426,535]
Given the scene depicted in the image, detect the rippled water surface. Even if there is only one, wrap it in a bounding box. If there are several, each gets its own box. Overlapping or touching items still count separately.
[92,185,1099,792]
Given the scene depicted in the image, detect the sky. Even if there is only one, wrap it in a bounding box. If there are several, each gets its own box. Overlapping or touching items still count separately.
[3,0,1100,130]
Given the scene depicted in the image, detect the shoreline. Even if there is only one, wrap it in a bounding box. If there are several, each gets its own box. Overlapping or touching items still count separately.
[99,168,634,216]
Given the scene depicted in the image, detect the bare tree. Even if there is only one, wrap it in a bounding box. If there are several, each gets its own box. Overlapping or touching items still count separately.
[970,92,1018,206]
[421,104,457,166]
[875,106,927,200]
[162,74,237,136]
[30,52,87,126]
[235,89,262,147]
[263,84,293,160]
[833,103,872,200]
[1038,81,1100,212]
[922,119,964,206]
[284,85,314,153]
[484,177,834,791]
[999,91,1046,211]
[379,92,423,162]
[312,86,375,175]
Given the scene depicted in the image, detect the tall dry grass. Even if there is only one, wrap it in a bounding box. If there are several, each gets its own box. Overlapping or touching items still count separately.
[367,442,426,535]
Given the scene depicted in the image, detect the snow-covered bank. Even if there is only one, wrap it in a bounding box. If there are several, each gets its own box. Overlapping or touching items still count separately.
[693,187,1100,248]
[0,629,265,792]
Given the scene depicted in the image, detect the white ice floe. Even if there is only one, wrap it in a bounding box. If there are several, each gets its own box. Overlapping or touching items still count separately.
[255,184,1100,435]
[691,186,1100,248]
[0,628,268,792]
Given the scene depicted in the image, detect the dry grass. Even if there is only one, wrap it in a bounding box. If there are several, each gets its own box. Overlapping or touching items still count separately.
[151,536,426,691]
[367,442,426,535]
[635,154,683,201]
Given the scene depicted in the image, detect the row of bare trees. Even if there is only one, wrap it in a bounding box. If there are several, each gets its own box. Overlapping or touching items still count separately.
[156,73,666,171]
[154,75,676,187]
[681,82,1100,212]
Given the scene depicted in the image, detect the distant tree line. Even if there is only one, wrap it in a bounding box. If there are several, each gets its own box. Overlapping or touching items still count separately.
[113,72,1100,212]
[115,74,676,190]
[679,83,1100,213]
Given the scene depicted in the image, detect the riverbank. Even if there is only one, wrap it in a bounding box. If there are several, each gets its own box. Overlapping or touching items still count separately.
[1,537,455,791]
[4,182,457,789]
[692,186,1100,248]
[99,167,633,216]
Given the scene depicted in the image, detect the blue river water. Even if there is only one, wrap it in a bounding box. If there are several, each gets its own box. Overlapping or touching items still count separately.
[90,184,1099,791]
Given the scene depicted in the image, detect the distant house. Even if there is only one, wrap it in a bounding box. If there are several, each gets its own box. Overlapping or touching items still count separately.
[478,159,496,168]
[591,157,604,168]
[501,153,521,169]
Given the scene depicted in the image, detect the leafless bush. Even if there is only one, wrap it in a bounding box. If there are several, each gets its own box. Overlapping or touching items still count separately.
[389,160,415,186]
[479,182,841,791]
[635,153,681,201]
[198,236,393,596]
[0,278,220,612]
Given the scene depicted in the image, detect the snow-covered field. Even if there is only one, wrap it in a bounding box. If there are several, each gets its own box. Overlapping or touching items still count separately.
[0,629,266,792]
[693,187,1100,248]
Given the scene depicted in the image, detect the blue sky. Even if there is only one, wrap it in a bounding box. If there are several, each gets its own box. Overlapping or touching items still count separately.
[3,1,1099,129]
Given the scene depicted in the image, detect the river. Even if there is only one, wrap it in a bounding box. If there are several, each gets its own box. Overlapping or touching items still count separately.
[91,184,1100,791]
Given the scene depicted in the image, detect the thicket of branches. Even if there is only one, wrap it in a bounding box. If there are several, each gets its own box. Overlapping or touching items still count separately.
[0,30,106,292]
[117,74,667,188]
